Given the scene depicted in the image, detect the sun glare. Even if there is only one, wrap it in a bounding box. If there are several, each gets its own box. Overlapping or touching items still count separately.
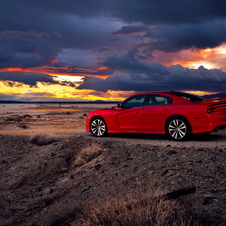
[214,44,226,54]
[185,90,217,96]
[53,75,84,83]
[186,61,214,70]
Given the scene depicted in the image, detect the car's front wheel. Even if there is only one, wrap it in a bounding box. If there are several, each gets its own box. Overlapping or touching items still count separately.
[90,117,108,137]
[166,117,190,140]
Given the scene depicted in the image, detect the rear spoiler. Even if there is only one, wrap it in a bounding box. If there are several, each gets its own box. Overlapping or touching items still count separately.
[200,97,226,105]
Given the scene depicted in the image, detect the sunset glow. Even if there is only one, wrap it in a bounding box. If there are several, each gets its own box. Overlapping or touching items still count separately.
[53,75,84,83]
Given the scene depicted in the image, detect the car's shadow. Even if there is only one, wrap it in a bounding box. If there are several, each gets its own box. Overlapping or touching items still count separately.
[190,132,225,142]
[106,133,167,140]
[86,131,226,142]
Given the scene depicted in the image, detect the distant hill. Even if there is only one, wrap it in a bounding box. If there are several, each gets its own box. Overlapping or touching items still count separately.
[0,100,26,104]
[203,93,226,99]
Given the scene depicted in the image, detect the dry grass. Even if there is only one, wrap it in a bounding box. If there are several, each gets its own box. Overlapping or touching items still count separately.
[72,192,199,226]
[73,156,87,167]
[72,143,103,167]
[80,143,102,155]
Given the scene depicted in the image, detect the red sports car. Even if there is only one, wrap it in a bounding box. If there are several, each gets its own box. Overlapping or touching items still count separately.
[85,91,226,140]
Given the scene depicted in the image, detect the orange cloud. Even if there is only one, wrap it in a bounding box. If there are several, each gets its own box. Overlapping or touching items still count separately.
[1,66,111,79]
[149,44,226,71]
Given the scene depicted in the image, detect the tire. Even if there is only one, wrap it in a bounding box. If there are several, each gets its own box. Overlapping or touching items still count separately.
[166,117,191,141]
[90,117,108,137]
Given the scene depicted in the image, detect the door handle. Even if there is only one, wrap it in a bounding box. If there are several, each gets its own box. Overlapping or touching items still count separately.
[135,111,140,114]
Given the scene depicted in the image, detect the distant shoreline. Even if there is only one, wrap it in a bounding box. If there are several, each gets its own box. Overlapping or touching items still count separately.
[0,101,119,104]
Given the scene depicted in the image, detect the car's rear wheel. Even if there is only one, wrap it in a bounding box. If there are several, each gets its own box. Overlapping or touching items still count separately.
[90,117,108,137]
[166,117,190,140]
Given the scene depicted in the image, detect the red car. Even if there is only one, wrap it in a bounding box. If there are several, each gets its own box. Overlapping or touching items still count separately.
[85,91,226,140]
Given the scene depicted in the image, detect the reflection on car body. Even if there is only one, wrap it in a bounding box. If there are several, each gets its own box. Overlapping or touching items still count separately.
[85,91,226,140]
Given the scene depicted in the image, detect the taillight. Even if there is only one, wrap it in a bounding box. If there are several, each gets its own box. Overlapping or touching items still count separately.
[207,103,226,113]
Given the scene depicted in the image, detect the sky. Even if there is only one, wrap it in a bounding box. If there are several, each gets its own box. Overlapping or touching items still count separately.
[1,0,226,102]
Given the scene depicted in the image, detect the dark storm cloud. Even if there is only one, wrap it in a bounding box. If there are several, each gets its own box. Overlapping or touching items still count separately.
[30,0,223,25]
[108,1,226,52]
[0,0,113,48]
[1,0,226,96]
[1,0,226,68]
[108,0,226,25]
[3,0,226,25]
[146,20,226,52]
[0,72,57,86]
[0,30,62,39]
[0,31,63,68]
[111,25,147,35]
[103,55,168,74]
[126,44,154,60]
[0,1,115,69]
[78,56,226,93]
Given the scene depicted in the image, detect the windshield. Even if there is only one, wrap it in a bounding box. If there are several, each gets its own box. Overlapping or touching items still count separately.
[171,92,206,102]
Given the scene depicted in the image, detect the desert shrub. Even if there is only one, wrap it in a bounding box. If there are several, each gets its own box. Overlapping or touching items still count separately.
[30,134,56,146]
[72,193,199,226]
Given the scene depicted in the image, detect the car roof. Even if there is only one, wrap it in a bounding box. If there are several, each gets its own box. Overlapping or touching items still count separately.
[130,91,178,98]
[128,91,204,104]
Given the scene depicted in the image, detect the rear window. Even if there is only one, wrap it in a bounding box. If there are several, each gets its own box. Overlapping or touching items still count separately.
[171,92,206,102]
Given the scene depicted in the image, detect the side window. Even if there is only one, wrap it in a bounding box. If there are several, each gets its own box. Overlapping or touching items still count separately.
[145,95,172,106]
[121,95,146,108]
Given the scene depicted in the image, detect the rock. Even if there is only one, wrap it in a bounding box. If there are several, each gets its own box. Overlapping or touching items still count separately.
[197,148,206,152]
[163,187,196,200]
[161,169,176,176]
[16,121,28,129]
[167,150,177,154]
[81,185,91,194]
[95,164,102,170]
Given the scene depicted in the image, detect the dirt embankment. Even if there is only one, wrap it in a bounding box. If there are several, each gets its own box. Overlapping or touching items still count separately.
[1,133,226,226]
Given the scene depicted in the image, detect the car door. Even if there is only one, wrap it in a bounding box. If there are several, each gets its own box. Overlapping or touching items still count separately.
[116,95,147,132]
[140,95,172,132]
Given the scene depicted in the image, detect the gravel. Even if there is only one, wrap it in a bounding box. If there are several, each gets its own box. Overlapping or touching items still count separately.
[1,131,226,225]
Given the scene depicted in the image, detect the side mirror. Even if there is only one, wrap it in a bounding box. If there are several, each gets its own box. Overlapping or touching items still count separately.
[116,103,122,108]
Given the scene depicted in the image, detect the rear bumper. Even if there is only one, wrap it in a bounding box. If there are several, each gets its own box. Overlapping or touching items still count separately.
[208,113,226,132]
[193,113,226,134]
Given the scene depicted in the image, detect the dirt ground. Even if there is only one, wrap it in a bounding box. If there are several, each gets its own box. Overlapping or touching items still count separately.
[1,104,226,226]
[0,103,112,136]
